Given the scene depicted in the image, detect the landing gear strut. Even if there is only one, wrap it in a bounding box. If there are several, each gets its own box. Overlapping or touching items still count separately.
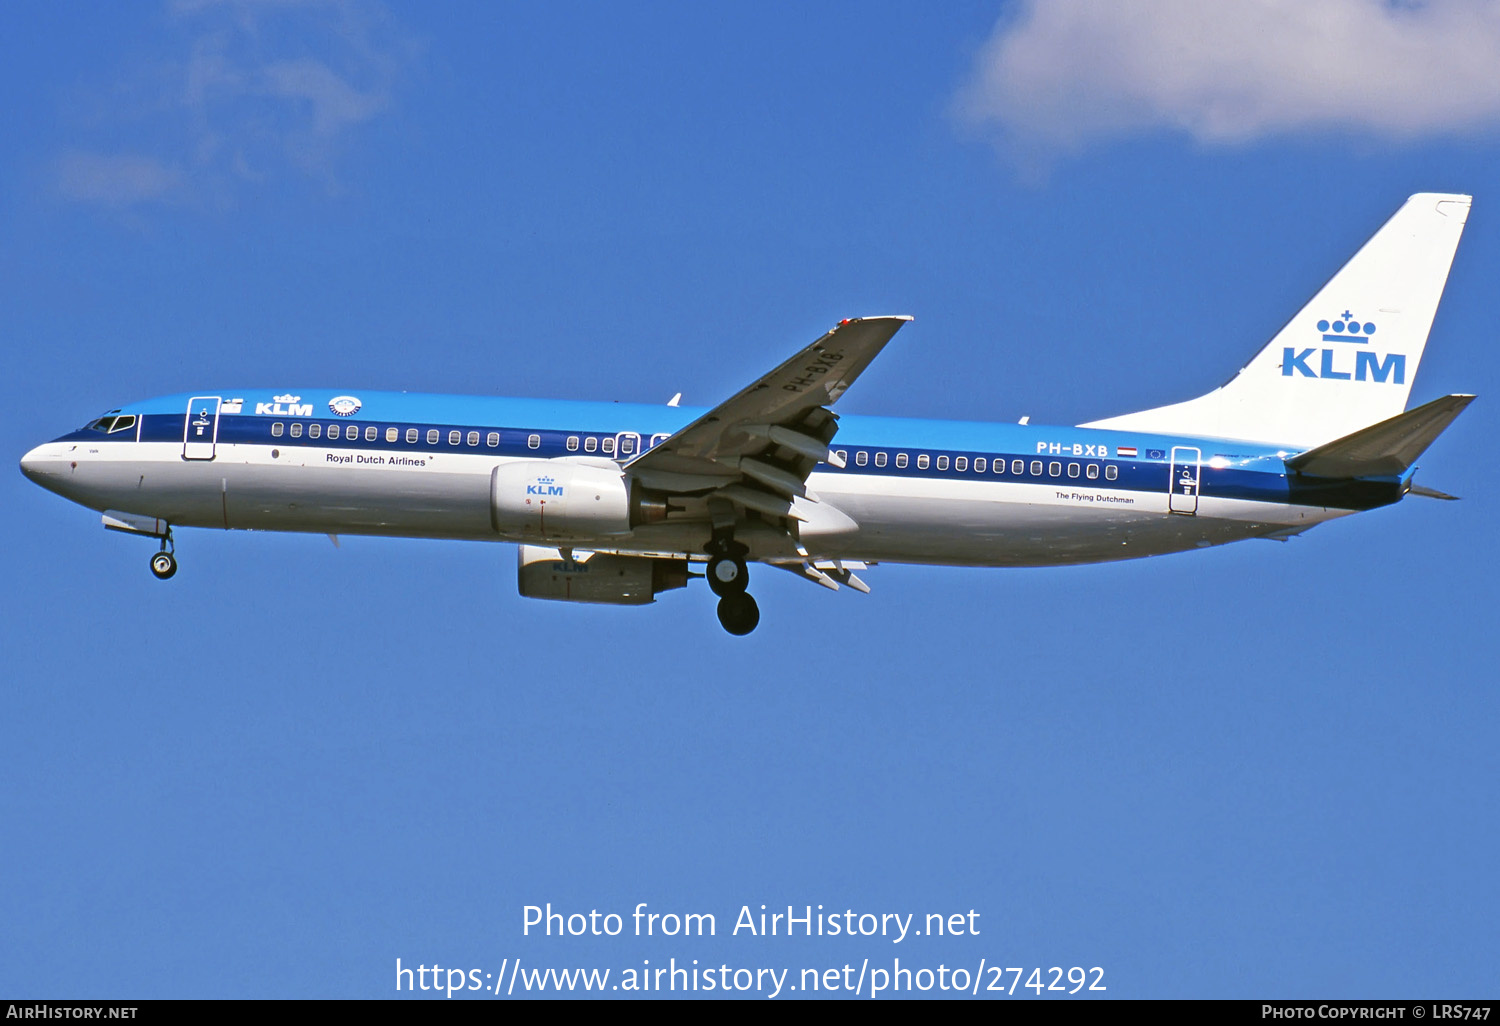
[149,530,177,580]
[706,532,758,635]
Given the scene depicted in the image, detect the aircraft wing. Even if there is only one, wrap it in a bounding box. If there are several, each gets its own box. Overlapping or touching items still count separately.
[624,316,911,498]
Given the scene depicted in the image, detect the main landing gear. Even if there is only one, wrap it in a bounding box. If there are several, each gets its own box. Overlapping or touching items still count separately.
[149,530,177,580]
[706,533,758,636]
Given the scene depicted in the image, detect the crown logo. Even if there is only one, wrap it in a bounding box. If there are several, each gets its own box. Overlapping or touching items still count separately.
[536,476,554,486]
[273,393,302,403]
[1317,311,1375,344]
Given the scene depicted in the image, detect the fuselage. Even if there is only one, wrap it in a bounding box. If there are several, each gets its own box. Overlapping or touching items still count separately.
[18,388,1405,567]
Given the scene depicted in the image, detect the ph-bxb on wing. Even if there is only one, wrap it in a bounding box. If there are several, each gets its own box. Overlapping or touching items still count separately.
[624,315,911,634]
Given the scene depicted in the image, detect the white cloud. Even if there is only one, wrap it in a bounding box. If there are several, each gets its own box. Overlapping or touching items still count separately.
[259,58,385,135]
[55,0,411,208]
[956,0,1500,153]
[56,152,183,206]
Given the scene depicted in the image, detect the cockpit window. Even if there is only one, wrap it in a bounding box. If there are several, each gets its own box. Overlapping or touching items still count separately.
[107,415,135,434]
[84,412,125,432]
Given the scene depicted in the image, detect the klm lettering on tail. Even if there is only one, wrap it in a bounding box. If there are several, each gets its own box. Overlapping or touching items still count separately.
[1281,347,1405,382]
[1282,311,1404,383]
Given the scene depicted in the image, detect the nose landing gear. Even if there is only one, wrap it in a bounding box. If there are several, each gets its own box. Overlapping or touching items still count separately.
[706,533,758,635]
[149,530,177,580]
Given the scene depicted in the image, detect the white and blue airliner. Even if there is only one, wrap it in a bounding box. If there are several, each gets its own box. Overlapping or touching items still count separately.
[20,194,1474,634]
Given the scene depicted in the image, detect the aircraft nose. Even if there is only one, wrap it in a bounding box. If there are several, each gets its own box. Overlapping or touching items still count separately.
[20,445,44,482]
[20,444,61,485]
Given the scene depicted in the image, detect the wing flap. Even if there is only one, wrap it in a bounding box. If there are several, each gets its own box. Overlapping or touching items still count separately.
[767,557,873,593]
[627,316,911,479]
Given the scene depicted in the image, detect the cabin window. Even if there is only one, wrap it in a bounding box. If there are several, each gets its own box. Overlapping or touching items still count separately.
[365,426,378,441]
[446,430,458,445]
[487,432,499,447]
[936,455,949,470]
[874,452,887,468]
[584,436,598,453]
[427,428,439,444]
[973,457,986,473]
[917,454,930,470]
[855,451,868,467]
[526,433,539,449]
[271,422,284,437]
[1087,464,1099,480]
[386,427,398,442]
[1049,461,1061,477]
[954,456,968,472]
[1030,460,1042,476]
[619,436,635,455]
[567,435,579,451]
[1068,462,1080,478]
[405,427,417,443]
[289,423,303,438]
[1013,459,1025,475]
[346,424,359,440]
[895,453,908,469]
[601,437,615,454]
[308,423,321,439]
[1105,465,1118,480]
[467,430,479,446]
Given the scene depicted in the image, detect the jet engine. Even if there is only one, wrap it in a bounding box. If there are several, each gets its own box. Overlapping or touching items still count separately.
[517,546,689,605]
[490,461,635,540]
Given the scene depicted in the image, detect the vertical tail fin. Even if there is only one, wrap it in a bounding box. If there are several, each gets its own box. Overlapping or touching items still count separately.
[1082,193,1471,448]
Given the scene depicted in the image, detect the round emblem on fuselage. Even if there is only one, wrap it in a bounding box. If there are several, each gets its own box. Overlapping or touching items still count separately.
[329,395,362,417]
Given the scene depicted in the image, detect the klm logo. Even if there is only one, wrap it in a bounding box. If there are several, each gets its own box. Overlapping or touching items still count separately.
[1282,311,1404,384]
[527,475,564,497]
[255,393,314,416]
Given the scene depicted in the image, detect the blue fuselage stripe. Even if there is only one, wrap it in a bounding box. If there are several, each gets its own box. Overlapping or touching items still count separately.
[52,412,1403,512]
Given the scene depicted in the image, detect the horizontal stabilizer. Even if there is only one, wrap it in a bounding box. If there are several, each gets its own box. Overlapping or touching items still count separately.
[1286,394,1474,478]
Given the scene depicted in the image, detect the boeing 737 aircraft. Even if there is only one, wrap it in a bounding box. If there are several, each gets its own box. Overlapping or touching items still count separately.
[20,194,1474,634]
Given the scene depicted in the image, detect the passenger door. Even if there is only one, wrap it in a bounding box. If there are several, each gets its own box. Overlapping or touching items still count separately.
[182,396,222,461]
[1168,446,1201,515]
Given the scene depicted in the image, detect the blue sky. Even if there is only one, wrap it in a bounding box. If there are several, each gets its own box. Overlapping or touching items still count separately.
[3,1,1498,1000]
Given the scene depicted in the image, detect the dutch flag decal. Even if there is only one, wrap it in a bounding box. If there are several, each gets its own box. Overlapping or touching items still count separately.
[1116,446,1137,458]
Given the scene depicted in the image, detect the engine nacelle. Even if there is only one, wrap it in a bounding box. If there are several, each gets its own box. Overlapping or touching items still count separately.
[517,546,689,605]
[491,461,633,540]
